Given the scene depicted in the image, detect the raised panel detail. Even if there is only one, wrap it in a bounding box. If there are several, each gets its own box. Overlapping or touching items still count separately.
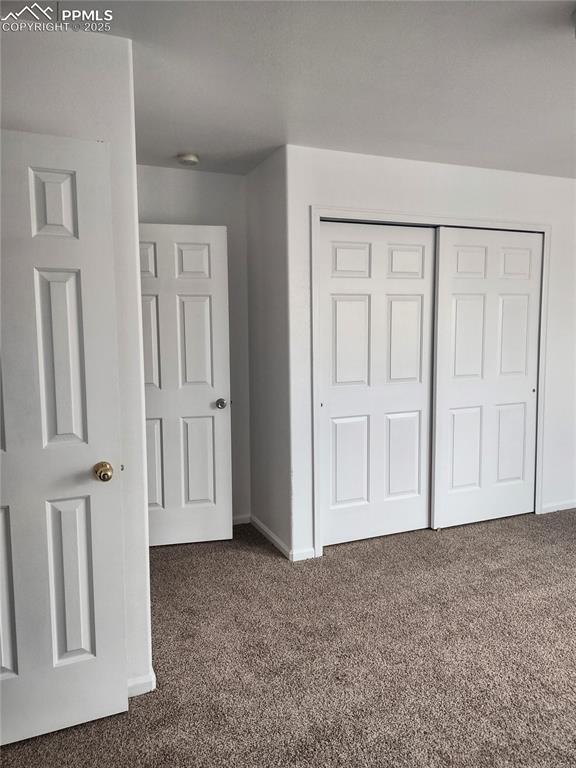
[0,507,17,679]
[332,242,371,277]
[30,168,78,238]
[0,361,5,452]
[182,417,215,505]
[386,412,420,497]
[497,403,526,483]
[141,295,161,388]
[452,294,485,378]
[388,245,424,278]
[332,295,370,385]
[178,296,213,386]
[139,242,157,277]
[387,295,422,382]
[450,407,482,490]
[35,269,87,446]
[499,295,529,375]
[46,498,95,665]
[331,416,369,506]
[455,246,486,278]
[146,419,164,509]
[502,248,531,278]
[176,243,211,278]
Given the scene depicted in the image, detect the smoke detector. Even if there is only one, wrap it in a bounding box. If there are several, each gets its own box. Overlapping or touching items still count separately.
[176,152,200,167]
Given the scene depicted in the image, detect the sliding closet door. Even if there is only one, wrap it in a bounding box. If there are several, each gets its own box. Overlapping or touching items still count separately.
[433,227,542,528]
[315,222,435,546]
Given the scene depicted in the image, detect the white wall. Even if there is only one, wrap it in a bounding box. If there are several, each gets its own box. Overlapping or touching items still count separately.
[137,165,251,523]
[246,148,294,555]
[1,32,154,694]
[285,145,576,554]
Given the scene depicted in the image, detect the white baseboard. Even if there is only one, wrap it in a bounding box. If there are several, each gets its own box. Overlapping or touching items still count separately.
[233,513,251,525]
[539,500,576,515]
[128,669,157,697]
[290,547,316,562]
[250,515,291,559]
[250,516,318,561]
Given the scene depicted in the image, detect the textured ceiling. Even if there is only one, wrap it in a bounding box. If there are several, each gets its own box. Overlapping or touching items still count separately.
[108,1,576,176]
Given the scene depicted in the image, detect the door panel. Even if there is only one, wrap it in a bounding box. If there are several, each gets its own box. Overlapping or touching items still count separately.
[386,411,421,497]
[141,295,161,387]
[1,130,126,744]
[433,227,542,528]
[316,222,435,546]
[139,224,232,546]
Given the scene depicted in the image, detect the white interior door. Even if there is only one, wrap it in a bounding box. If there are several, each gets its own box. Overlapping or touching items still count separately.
[1,131,127,743]
[433,227,542,528]
[315,222,435,546]
[139,224,232,546]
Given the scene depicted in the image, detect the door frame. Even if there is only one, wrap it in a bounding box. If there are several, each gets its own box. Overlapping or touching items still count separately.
[310,206,551,557]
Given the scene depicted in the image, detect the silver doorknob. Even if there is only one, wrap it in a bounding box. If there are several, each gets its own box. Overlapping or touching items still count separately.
[215,398,228,409]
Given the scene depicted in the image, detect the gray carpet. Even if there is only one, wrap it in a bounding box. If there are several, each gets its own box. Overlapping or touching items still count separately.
[4,511,576,767]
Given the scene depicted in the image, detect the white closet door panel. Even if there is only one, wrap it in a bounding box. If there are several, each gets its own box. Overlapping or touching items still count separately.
[332,295,370,385]
[316,222,435,546]
[450,407,482,490]
[332,416,369,506]
[387,296,422,382]
[385,411,421,497]
[452,294,485,379]
[140,224,232,546]
[433,227,542,528]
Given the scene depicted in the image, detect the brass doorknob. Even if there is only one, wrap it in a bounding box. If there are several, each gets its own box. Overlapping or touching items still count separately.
[94,461,114,482]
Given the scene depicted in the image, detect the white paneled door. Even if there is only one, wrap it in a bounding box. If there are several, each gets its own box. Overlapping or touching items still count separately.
[316,222,435,546]
[1,131,127,743]
[139,224,232,546]
[433,227,542,528]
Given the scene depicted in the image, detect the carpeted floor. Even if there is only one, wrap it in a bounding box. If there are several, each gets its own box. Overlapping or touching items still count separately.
[4,511,576,767]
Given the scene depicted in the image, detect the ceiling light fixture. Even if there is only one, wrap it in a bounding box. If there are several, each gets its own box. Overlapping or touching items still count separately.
[176,152,200,167]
